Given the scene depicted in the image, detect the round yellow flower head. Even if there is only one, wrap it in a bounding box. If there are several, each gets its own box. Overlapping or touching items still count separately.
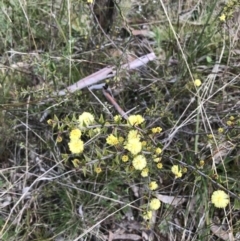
[127,130,141,140]
[171,165,182,178]
[155,148,162,155]
[141,141,147,147]
[78,112,94,127]
[226,120,232,126]
[132,155,147,170]
[118,136,125,143]
[219,14,226,22]
[156,127,162,133]
[157,162,163,169]
[95,167,102,174]
[194,79,202,87]
[151,127,157,134]
[229,116,234,121]
[121,155,129,162]
[211,190,229,208]
[124,138,142,155]
[114,115,122,123]
[128,115,145,126]
[149,181,158,191]
[199,160,205,167]
[70,128,82,140]
[68,139,84,154]
[218,127,224,134]
[106,134,119,146]
[141,167,149,177]
[149,198,161,210]
[142,211,152,220]
[151,127,162,134]
[153,157,161,163]
[207,134,213,139]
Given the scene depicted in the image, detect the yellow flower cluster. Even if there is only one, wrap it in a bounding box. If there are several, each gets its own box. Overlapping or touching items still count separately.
[199,160,205,166]
[207,134,213,139]
[149,198,161,210]
[219,0,239,22]
[106,134,119,146]
[78,112,95,127]
[218,127,224,133]
[155,148,162,155]
[68,128,84,154]
[128,115,145,126]
[141,167,149,177]
[151,127,162,134]
[142,210,152,220]
[153,157,161,162]
[171,165,182,178]
[125,138,142,155]
[219,14,226,21]
[118,136,124,143]
[149,181,158,190]
[128,130,141,140]
[211,190,230,208]
[157,162,163,169]
[141,141,147,147]
[124,130,142,155]
[95,167,102,174]
[114,115,122,123]
[132,155,147,170]
[68,139,84,154]
[226,116,235,127]
[121,155,129,162]
[194,79,202,87]
[70,129,81,140]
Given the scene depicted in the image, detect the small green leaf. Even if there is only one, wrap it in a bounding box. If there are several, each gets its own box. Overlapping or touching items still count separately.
[234,198,240,210]
[206,56,212,63]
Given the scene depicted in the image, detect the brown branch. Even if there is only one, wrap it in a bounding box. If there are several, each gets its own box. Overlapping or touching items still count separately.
[102,87,128,120]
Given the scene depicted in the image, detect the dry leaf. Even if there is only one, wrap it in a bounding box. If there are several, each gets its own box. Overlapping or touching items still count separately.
[109,233,142,240]
[211,141,235,164]
[155,194,186,207]
[131,29,154,37]
[0,195,11,208]
[210,223,234,241]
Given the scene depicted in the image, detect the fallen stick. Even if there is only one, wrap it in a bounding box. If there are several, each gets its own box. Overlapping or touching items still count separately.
[55,52,156,96]
[40,52,156,121]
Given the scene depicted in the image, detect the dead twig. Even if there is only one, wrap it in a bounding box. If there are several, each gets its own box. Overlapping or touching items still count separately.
[102,86,129,120]
[40,52,156,121]
[56,52,156,96]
